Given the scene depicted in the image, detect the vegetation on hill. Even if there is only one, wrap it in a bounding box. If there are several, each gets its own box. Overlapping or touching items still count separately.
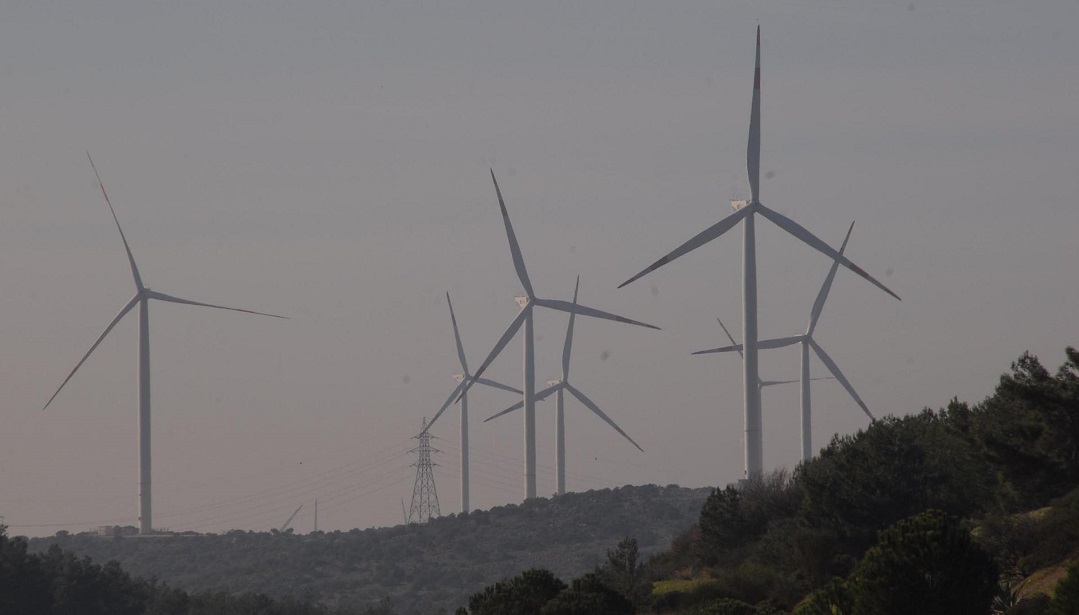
[27,484,709,614]
[0,525,378,615]
[457,347,1079,614]
[8,347,1078,615]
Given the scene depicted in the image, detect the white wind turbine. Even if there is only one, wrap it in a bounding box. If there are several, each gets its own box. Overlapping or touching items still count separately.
[42,155,286,534]
[457,170,659,500]
[419,292,522,514]
[484,277,643,496]
[694,221,874,462]
[708,317,832,391]
[618,27,898,480]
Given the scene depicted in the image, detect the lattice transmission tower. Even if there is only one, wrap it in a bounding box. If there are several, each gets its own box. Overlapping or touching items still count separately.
[407,418,440,524]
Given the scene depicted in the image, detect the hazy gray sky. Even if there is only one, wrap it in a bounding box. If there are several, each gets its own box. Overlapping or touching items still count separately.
[1,1,1076,536]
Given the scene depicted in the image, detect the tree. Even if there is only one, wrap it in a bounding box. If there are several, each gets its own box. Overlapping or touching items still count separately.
[539,573,633,615]
[0,526,52,615]
[791,578,852,615]
[974,348,1079,509]
[698,487,765,564]
[850,509,998,615]
[798,411,995,547]
[597,537,648,606]
[464,569,566,615]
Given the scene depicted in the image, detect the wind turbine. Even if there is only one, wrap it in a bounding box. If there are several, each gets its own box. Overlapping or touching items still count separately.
[708,317,830,391]
[42,155,286,534]
[420,292,521,514]
[618,27,898,480]
[457,170,659,500]
[484,277,643,496]
[694,221,874,462]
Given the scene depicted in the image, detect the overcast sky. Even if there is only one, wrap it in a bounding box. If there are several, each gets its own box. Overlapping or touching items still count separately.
[1,0,1076,536]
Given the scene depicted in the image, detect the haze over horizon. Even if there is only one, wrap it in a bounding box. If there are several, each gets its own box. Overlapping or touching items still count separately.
[1,0,1076,537]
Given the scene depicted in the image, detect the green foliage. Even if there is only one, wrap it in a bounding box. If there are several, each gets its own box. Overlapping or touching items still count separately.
[1049,562,1079,615]
[0,527,52,615]
[974,348,1079,510]
[699,486,755,560]
[0,525,350,615]
[798,411,995,546]
[791,577,852,615]
[539,573,633,615]
[850,510,998,615]
[597,537,649,607]
[464,569,566,615]
[28,485,708,615]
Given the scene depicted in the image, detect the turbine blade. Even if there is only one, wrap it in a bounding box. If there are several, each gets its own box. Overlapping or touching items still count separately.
[564,382,643,452]
[446,293,469,373]
[809,338,875,422]
[716,318,744,358]
[43,294,141,410]
[748,26,762,203]
[88,153,143,291]
[146,290,288,319]
[760,378,798,388]
[470,376,523,395]
[490,169,534,298]
[484,399,525,422]
[484,382,561,423]
[693,335,801,355]
[562,277,580,378]
[807,222,855,336]
[456,306,530,403]
[618,206,750,288]
[421,381,466,436]
[756,205,900,301]
[692,343,743,355]
[757,335,804,350]
[533,298,659,330]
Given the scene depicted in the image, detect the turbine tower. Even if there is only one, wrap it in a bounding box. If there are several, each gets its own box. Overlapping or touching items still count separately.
[420,293,521,514]
[408,418,440,524]
[43,155,286,534]
[618,27,898,480]
[484,277,643,495]
[699,316,833,460]
[695,222,874,461]
[457,171,659,500]
[714,318,796,391]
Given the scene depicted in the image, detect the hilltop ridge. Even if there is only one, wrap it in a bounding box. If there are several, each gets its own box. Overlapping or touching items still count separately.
[29,484,710,613]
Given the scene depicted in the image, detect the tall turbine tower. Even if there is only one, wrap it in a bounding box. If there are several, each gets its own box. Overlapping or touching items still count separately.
[420,293,521,514]
[43,155,286,534]
[695,222,875,461]
[484,277,643,495]
[618,27,899,480]
[457,171,659,500]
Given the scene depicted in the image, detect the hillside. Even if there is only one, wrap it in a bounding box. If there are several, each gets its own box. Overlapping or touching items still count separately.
[28,484,710,614]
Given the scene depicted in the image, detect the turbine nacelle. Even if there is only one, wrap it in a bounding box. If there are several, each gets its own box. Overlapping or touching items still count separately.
[730,199,750,211]
[514,296,530,308]
[452,374,466,383]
